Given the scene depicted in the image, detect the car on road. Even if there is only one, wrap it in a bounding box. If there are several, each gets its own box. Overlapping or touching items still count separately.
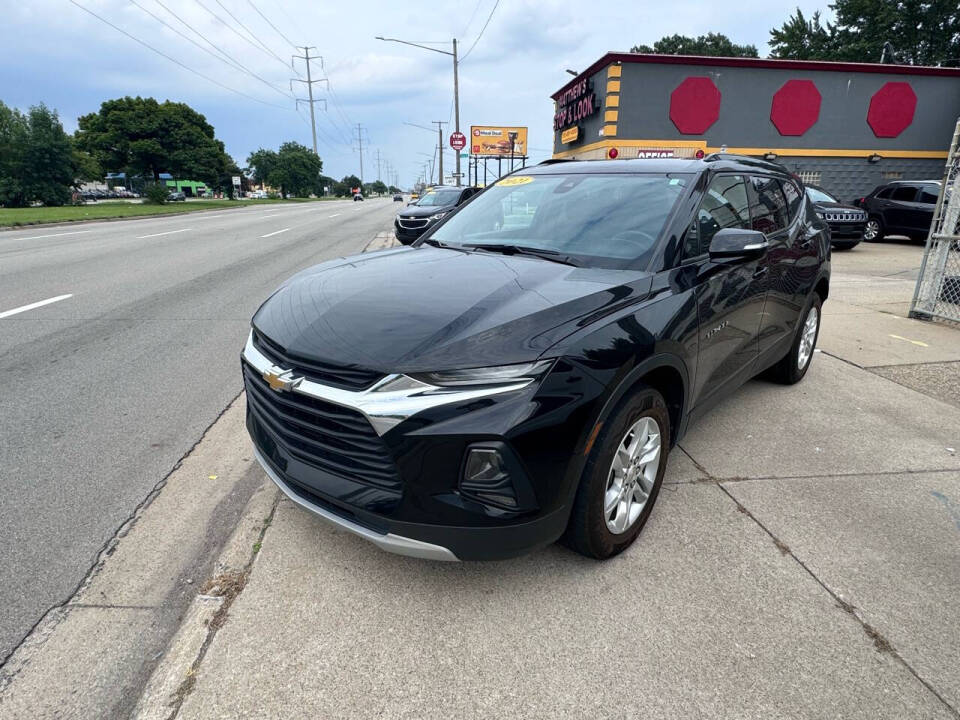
[242,156,830,561]
[167,191,186,202]
[353,193,364,202]
[805,185,866,250]
[394,185,481,244]
[393,193,404,202]
[855,180,939,242]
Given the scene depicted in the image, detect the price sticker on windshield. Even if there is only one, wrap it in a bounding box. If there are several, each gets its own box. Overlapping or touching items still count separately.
[498,176,534,187]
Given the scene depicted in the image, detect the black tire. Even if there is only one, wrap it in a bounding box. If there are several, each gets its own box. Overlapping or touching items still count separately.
[563,386,670,560]
[768,293,822,385]
[832,241,860,250]
[863,217,884,242]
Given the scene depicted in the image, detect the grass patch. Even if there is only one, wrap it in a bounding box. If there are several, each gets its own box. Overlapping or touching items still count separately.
[0,197,337,228]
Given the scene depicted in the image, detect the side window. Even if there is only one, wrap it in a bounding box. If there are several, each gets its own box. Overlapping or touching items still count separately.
[877,186,896,199]
[917,186,939,205]
[684,174,750,260]
[891,185,918,202]
[746,175,789,234]
[781,180,803,223]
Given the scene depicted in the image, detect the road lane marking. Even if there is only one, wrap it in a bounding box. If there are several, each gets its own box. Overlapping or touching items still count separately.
[259,213,281,218]
[11,230,91,241]
[0,294,73,319]
[328,213,341,218]
[889,334,929,347]
[136,228,192,239]
[260,227,291,238]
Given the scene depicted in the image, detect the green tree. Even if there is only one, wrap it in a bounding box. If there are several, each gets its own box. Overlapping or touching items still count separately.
[336,174,362,197]
[769,1,960,65]
[75,96,230,185]
[369,180,388,196]
[246,147,278,187]
[272,141,322,197]
[769,9,837,59]
[631,33,758,58]
[0,102,76,207]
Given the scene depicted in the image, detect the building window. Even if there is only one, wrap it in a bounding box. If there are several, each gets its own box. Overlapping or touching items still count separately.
[882,171,904,180]
[797,170,821,185]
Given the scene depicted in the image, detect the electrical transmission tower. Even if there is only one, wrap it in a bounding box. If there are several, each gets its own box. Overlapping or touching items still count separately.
[291,47,328,155]
[355,124,368,184]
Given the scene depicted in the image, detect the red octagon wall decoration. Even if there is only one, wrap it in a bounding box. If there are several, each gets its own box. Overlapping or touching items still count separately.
[669,77,721,135]
[867,82,917,138]
[770,80,821,136]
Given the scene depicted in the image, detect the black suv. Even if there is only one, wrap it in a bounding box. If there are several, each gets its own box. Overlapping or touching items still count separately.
[243,157,830,561]
[857,180,940,242]
[805,185,867,250]
[394,185,480,244]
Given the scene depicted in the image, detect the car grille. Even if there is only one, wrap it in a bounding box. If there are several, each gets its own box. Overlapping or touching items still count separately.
[243,363,402,492]
[252,330,383,391]
[398,216,429,230]
[823,211,866,223]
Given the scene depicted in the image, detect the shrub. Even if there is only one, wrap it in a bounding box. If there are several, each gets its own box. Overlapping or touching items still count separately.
[143,183,170,204]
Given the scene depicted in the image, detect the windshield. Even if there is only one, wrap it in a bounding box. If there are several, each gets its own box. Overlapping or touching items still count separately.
[415,190,460,207]
[426,173,690,269]
[806,186,838,203]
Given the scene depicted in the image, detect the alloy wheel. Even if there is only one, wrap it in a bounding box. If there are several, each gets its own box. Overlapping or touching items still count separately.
[797,305,819,370]
[604,417,660,534]
[864,219,880,240]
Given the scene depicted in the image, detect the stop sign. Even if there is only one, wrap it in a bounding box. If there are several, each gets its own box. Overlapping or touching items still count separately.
[449,131,466,150]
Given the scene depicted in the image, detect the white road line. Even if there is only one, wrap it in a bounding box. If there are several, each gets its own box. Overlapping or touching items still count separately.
[328,213,341,218]
[11,230,91,241]
[0,294,73,320]
[136,228,192,239]
[260,227,291,238]
[260,213,281,218]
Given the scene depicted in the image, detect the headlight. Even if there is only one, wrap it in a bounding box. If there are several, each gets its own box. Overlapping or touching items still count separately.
[428,211,449,221]
[409,359,554,387]
[814,210,825,219]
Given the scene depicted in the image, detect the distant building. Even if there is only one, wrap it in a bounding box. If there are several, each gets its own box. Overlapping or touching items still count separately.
[552,53,960,200]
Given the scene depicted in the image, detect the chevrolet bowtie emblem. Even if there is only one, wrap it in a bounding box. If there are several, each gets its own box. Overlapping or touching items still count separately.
[262,366,302,392]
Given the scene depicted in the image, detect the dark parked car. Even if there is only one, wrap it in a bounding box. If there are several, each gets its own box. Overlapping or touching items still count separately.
[805,185,866,250]
[394,185,481,244]
[856,180,939,242]
[242,156,830,561]
[393,193,404,202]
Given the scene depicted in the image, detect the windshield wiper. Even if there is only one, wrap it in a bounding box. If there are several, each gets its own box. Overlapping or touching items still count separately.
[421,237,449,248]
[462,243,582,267]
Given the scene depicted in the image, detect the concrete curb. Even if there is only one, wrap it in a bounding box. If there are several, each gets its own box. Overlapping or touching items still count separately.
[132,480,280,720]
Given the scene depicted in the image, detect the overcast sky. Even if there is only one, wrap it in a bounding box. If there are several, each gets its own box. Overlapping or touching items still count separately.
[4,0,831,187]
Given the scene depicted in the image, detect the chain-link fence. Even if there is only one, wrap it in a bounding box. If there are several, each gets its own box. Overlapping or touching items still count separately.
[910,119,960,325]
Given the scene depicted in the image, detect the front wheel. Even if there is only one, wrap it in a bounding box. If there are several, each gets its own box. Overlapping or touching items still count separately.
[863,217,883,242]
[768,294,822,385]
[563,386,670,560]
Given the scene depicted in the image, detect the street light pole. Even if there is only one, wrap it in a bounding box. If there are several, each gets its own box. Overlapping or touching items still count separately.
[376,35,462,186]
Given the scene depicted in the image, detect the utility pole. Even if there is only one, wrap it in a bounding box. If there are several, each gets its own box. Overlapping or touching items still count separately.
[452,38,461,187]
[376,149,381,183]
[355,124,365,184]
[291,47,327,156]
[432,121,445,184]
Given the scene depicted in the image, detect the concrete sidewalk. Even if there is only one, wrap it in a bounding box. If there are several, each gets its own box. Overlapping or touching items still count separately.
[141,243,960,718]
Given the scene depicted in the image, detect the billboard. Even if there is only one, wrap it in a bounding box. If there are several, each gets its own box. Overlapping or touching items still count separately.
[470,126,528,157]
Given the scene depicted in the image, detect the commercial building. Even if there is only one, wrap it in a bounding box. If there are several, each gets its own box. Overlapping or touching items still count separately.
[551,53,960,200]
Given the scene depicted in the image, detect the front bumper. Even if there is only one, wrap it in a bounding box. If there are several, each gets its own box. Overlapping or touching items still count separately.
[825,220,865,242]
[241,333,597,560]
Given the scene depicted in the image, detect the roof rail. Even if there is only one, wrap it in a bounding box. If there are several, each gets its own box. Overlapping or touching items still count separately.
[703,152,789,171]
[538,158,574,165]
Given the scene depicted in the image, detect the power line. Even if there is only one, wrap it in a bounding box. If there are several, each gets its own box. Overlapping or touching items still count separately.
[69,0,291,110]
[460,0,500,62]
[131,0,293,102]
[246,0,297,50]
[194,0,290,72]
[461,0,484,36]
[152,0,243,69]
[212,0,288,65]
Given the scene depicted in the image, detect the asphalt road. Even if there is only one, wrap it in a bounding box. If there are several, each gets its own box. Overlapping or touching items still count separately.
[0,198,398,660]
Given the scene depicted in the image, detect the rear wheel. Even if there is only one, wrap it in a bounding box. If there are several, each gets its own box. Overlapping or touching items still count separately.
[563,386,670,559]
[768,294,822,385]
[863,217,883,242]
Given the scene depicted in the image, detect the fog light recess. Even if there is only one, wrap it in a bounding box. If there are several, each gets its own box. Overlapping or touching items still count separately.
[460,447,518,508]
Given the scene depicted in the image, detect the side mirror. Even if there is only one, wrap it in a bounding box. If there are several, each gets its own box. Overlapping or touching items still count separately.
[708,228,769,261]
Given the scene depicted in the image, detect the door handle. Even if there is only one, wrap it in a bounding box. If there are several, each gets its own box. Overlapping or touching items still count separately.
[753,266,768,278]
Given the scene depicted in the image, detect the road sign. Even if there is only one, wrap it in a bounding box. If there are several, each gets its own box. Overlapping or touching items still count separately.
[449,131,467,151]
[231,175,241,186]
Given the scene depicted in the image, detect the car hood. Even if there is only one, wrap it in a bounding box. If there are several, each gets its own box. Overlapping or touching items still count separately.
[812,201,863,212]
[252,246,653,373]
[397,204,455,218]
